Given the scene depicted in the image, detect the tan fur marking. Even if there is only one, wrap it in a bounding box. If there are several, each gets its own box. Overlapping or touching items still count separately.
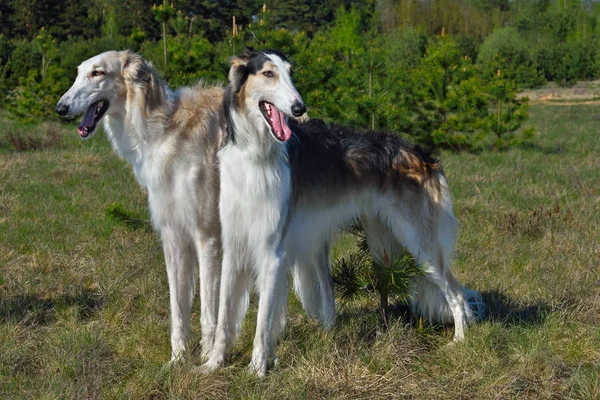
[122,55,164,116]
[345,149,370,178]
[394,150,441,184]
[171,84,224,144]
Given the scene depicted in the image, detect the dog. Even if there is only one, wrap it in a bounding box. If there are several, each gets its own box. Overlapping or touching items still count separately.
[203,48,479,377]
[55,50,225,362]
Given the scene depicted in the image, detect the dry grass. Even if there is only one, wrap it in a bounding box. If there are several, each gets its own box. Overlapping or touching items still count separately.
[1,105,599,399]
[7,121,63,152]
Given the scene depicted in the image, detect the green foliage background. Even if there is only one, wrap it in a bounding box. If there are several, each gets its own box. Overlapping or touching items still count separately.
[2,0,600,149]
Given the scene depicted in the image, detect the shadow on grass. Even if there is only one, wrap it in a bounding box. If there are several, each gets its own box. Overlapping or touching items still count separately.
[105,203,152,232]
[333,289,552,343]
[0,287,104,326]
[480,290,550,326]
[330,303,416,346]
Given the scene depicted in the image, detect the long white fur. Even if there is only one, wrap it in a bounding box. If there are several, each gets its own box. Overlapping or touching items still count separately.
[202,53,301,377]
[56,51,223,362]
[204,51,480,377]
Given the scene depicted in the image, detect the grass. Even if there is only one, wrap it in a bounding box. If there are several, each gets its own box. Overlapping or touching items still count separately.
[1,105,599,399]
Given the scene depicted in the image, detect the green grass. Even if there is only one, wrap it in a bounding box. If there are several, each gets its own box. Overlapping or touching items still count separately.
[1,105,599,399]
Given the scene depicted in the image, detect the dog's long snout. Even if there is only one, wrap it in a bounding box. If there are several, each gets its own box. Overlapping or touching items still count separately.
[55,102,70,116]
[291,101,307,117]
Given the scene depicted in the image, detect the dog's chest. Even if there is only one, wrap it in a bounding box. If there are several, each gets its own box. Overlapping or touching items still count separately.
[219,146,291,238]
[146,155,203,231]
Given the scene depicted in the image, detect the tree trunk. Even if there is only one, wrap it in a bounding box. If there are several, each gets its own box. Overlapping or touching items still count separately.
[369,47,374,130]
[162,21,167,70]
[380,290,389,328]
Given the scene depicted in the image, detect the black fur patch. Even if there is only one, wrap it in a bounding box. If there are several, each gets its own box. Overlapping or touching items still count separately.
[224,48,291,144]
[287,119,441,201]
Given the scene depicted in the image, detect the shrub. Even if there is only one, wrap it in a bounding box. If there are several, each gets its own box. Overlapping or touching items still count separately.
[410,34,489,149]
[332,230,424,325]
[477,27,545,88]
[0,39,40,107]
[485,76,534,149]
[5,65,69,123]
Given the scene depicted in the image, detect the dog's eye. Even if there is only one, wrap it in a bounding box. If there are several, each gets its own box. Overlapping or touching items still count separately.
[263,71,274,78]
[91,70,105,77]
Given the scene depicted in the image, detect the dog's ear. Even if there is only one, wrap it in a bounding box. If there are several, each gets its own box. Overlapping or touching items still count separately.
[228,55,248,89]
[241,46,254,59]
[122,50,151,83]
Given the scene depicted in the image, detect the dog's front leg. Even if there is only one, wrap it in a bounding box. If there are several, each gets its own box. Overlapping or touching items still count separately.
[195,234,222,359]
[201,251,250,372]
[162,228,197,363]
[250,250,288,377]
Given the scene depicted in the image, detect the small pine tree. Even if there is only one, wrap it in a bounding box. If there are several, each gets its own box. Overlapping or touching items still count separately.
[332,229,424,326]
[151,2,176,70]
[485,72,535,149]
[33,27,57,81]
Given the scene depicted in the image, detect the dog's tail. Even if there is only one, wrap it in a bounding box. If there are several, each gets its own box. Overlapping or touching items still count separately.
[405,158,484,325]
[411,279,484,324]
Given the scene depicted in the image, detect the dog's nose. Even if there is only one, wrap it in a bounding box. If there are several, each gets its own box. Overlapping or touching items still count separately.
[55,103,69,116]
[291,102,307,117]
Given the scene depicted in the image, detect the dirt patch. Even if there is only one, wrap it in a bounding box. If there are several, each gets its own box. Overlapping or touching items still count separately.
[518,80,600,105]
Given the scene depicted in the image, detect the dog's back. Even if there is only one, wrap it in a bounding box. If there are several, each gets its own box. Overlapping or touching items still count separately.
[287,118,444,205]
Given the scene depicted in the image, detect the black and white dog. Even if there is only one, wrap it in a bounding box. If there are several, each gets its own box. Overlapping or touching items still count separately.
[203,48,479,376]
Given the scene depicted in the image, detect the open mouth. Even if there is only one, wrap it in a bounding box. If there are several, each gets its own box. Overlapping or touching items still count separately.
[259,101,292,142]
[78,100,109,138]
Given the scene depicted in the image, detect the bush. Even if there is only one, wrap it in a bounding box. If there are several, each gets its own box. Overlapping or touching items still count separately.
[332,230,424,324]
[410,35,489,150]
[0,39,41,107]
[5,65,69,123]
[59,36,137,80]
[477,27,545,88]
[484,77,534,149]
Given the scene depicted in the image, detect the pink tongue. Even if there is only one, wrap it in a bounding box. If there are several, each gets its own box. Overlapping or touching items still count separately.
[270,106,291,141]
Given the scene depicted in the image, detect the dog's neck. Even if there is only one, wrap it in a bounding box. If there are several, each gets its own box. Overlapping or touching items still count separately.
[102,72,173,187]
[225,99,287,162]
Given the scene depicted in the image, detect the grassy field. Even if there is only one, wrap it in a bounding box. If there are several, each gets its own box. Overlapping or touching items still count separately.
[1,104,599,399]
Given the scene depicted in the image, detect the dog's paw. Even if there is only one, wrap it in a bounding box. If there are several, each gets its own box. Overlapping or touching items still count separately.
[161,354,184,372]
[196,358,225,374]
[248,360,267,378]
[249,350,274,378]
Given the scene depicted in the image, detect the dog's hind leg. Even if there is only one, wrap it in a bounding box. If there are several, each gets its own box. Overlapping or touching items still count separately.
[291,243,335,328]
[362,216,404,267]
[195,233,222,360]
[162,228,197,362]
[315,244,335,328]
[383,204,469,341]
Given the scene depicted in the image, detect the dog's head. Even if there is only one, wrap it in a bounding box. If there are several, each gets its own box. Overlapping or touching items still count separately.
[55,50,152,139]
[227,47,307,143]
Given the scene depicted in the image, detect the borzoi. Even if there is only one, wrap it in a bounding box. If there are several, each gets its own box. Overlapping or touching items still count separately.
[55,50,224,362]
[203,48,478,377]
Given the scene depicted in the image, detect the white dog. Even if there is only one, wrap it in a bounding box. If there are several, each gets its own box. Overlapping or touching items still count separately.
[56,50,224,362]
